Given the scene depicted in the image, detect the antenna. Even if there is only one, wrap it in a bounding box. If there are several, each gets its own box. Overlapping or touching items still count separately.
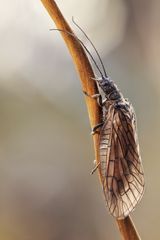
[50,28,104,78]
[72,17,108,78]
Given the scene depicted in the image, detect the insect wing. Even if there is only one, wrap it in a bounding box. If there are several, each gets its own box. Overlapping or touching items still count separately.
[99,103,144,219]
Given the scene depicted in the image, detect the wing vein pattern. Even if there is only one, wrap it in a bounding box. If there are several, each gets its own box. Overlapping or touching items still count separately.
[99,102,144,219]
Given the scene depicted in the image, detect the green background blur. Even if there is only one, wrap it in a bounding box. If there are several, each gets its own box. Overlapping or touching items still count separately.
[0,0,159,239]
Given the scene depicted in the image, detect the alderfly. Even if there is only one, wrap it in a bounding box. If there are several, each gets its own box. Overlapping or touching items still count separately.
[72,19,144,219]
[52,19,145,219]
[94,77,145,219]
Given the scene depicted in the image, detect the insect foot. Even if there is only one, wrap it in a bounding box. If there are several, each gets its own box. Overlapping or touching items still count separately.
[83,91,102,107]
[91,122,103,135]
[83,90,101,99]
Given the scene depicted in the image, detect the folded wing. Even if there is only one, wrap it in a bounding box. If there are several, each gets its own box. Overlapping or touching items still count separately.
[99,103,144,219]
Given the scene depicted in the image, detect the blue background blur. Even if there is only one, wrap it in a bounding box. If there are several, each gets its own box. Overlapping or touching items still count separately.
[0,0,159,239]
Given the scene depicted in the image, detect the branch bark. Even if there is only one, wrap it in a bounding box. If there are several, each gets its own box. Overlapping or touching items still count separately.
[40,0,141,239]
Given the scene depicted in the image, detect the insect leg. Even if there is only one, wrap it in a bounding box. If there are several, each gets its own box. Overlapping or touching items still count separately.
[91,122,103,135]
[90,161,100,175]
[91,76,103,81]
[83,90,100,99]
[83,91,103,107]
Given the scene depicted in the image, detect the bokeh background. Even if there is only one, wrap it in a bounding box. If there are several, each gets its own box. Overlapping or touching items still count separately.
[0,0,160,239]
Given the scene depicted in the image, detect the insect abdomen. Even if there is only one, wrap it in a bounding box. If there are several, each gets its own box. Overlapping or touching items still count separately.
[100,127,112,178]
[99,103,145,219]
[99,105,114,178]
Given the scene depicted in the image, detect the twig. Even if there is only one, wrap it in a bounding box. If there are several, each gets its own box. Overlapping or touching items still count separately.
[40,0,141,239]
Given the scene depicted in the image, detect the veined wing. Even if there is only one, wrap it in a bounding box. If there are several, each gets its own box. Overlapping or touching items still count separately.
[99,102,144,219]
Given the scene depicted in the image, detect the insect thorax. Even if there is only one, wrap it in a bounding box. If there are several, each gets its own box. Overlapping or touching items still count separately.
[98,76,123,101]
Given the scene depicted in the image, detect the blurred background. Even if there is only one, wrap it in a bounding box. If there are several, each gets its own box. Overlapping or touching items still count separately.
[0,0,159,239]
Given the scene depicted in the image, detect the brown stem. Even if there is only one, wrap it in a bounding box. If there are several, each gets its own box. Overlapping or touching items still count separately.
[117,216,141,240]
[40,0,141,239]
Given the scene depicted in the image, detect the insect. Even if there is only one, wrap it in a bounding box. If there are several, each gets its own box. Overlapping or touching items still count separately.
[92,77,145,219]
[71,20,145,219]
[52,19,145,219]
